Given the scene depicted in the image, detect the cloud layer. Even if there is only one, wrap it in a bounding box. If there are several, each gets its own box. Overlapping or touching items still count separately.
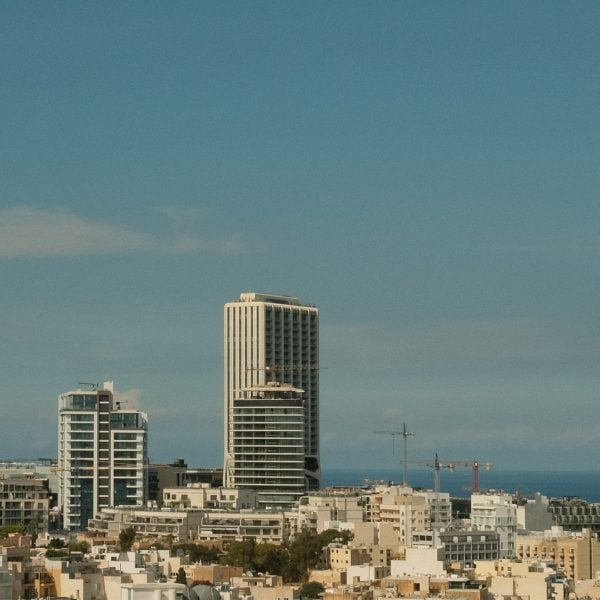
[0,207,157,257]
[0,206,242,258]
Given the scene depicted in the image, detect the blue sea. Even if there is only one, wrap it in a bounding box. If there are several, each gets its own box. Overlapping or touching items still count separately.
[322,468,600,502]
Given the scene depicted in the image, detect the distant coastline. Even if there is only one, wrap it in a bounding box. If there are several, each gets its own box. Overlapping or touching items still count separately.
[322,468,600,502]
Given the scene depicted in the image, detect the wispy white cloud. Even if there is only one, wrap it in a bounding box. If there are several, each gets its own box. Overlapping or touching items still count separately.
[0,206,244,258]
[0,206,157,257]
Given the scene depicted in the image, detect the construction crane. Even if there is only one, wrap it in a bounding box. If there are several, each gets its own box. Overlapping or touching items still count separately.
[425,456,493,494]
[424,454,492,529]
[374,423,415,486]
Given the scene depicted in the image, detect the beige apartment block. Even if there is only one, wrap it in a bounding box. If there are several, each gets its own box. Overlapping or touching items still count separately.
[182,564,243,586]
[0,475,49,534]
[251,586,298,600]
[324,545,371,571]
[575,579,600,600]
[0,535,35,600]
[292,492,366,534]
[377,494,426,545]
[381,574,487,600]
[88,506,204,543]
[162,485,258,511]
[0,549,12,600]
[309,569,344,588]
[122,582,186,600]
[323,583,374,600]
[198,510,288,544]
[516,528,600,580]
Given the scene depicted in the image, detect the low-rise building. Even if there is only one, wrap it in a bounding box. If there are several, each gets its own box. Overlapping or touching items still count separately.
[516,527,600,580]
[516,493,553,532]
[148,460,223,506]
[197,511,288,544]
[324,545,371,572]
[0,534,35,600]
[346,564,389,583]
[475,558,571,600]
[122,582,187,600]
[0,475,50,534]
[549,498,600,533]
[88,507,205,543]
[440,530,499,562]
[390,546,446,578]
[0,549,12,600]
[163,485,258,511]
[183,564,243,586]
[292,492,366,535]
[381,573,487,600]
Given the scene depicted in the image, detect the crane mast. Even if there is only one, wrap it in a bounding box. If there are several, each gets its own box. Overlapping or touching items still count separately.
[374,423,415,486]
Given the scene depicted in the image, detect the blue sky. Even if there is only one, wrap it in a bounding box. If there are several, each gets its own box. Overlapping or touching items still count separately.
[1,2,599,473]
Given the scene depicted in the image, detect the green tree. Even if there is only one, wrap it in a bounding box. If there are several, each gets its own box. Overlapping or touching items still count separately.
[317,529,353,547]
[69,540,90,553]
[299,582,325,599]
[173,543,220,563]
[0,525,24,538]
[119,526,137,551]
[175,567,188,585]
[24,518,39,546]
[283,528,352,583]
[48,538,66,548]
[284,529,322,583]
[221,539,257,569]
[254,543,288,575]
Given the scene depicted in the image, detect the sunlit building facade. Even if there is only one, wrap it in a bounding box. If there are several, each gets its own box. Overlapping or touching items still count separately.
[224,293,319,491]
[57,381,148,531]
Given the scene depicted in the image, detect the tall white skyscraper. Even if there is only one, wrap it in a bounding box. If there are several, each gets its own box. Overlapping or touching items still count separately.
[224,293,320,491]
[57,381,148,531]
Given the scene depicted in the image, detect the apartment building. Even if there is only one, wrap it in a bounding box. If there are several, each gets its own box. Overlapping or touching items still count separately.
[224,293,319,490]
[367,487,427,545]
[162,484,258,510]
[0,475,49,533]
[470,492,517,558]
[230,382,307,508]
[87,506,204,543]
[549,498,600,533]
[57,381,148,530]
[516,527,600,580]
[197,510,288,544]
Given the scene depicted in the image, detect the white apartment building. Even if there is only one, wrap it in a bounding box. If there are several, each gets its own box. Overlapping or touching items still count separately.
[231,382,307,507]
[58,381,148,531]
[470,492,517,558]
[224,292,319,490]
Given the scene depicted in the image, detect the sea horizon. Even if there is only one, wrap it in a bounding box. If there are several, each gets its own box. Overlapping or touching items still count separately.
[321,467,600,503]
